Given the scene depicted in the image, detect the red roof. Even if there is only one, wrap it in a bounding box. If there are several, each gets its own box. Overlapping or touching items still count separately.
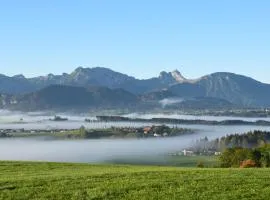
[143,126,152,132]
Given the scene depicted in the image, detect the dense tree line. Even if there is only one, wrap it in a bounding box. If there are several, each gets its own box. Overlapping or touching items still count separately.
[220,130,270,148]
[96,116,270,126]
[195,130,270,168]
[199,131,270,152]
[190,131,270,168]
[219,145,270,168]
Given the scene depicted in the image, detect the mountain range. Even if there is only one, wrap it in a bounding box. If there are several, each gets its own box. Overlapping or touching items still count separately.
[0,67,189,95]
[1,67,270,110]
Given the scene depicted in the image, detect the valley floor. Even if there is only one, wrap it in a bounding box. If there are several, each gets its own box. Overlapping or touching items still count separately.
[1,161,270,200]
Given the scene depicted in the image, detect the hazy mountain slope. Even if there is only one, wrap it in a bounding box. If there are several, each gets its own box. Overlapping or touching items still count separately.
[116,70,190,94]
[28,67,184,95]
[10,85,138,110]
[178,97,234,109]
[139,89,234,109]
[198,72,270,106]
[0,67,186,95]
[116,78,169,94]
[29,67,136,89]
[167,83,205,97]
[165,72,270,107]
[1,67,270,107]
[140,89,176,101]
[0,93,13,108]
[0,74,38,94]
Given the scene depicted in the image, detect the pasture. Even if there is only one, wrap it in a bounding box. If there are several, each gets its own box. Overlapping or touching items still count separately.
[1,161,270,199]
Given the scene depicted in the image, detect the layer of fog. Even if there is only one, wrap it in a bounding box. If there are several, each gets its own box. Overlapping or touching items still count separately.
[0,136,194,163]
[1,110,270,164]
[1,109,270,127]
[0,109,95,124]
[123,113,270,122]
[1,125,270,163]
[159,98,185,108]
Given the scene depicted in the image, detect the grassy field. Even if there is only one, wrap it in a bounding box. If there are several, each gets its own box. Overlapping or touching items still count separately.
[1,162,270,200]
[107,155,219,167]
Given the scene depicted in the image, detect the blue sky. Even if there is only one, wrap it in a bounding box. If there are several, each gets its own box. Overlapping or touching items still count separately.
[0,0,269,82]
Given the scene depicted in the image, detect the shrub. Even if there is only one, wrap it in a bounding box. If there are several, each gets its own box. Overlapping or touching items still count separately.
[197,161,204,168]
[240,159,256,168]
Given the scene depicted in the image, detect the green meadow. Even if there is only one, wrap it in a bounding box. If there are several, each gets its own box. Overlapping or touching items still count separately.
[1,161,270,200]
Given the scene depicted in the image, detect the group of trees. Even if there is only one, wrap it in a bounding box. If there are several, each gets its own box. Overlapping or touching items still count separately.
[196,131,270,152]
[208,130,270,168]
[77,125,193,139]
[219,130,270,149]
[219,145,270,168]
[0,132,10,137]
[190,131,270,168]
[145,125,193,137]
[111,125,193,137]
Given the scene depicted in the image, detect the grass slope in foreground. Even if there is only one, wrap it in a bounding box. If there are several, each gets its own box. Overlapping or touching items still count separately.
[1,162,270,200]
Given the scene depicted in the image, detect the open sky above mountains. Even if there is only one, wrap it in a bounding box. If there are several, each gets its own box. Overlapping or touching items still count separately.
[0,1,270,83]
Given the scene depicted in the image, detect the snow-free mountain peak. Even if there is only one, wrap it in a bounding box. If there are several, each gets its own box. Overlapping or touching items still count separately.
[170,70,187,83]
[158,70,188,83]
[13,74,26,79]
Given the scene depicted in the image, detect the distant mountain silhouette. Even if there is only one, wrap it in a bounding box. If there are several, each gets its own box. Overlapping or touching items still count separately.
[4,85,137,110]
[0,67,270,108]
[165,72,270,107]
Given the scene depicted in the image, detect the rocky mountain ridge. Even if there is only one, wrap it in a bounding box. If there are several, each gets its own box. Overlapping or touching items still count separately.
[1,67,270,108]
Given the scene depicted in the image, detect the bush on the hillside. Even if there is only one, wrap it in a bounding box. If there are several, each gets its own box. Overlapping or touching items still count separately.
[197,161,204,168]
[219,147,250,167]
[240,159,256,168]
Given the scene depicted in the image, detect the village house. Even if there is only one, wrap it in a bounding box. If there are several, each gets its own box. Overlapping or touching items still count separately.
[182,149,194,156]
[143,126,152,134]
[153,133,161,137]
[163,132,168,137]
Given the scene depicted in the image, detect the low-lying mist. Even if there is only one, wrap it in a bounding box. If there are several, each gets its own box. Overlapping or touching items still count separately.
[2,109,270,164]
[0,136,193,163]
[159,98,185,108]
[123,112,270,122]
[2,124,270,164]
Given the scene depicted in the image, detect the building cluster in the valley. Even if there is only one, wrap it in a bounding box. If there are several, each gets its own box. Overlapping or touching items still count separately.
[110,124,193,138]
